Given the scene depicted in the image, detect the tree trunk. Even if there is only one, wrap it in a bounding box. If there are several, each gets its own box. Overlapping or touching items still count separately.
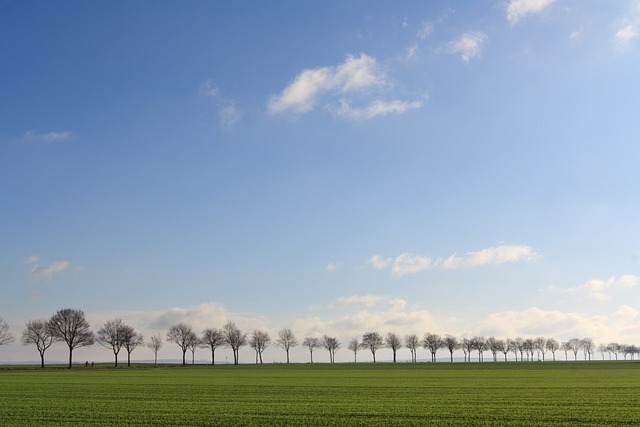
[68,347,73,369]
[40,352,45,368]
[211,349,215,366]
[128,352,132,367]
[182,350,186,366]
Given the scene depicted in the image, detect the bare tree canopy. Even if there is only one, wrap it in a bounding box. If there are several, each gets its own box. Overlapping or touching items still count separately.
[200,328,224,366]
[122,325,144,367]
[0,316,15,346]
[322,335,340,363]
[302,337,320,363]
[48,309,94,368]
[146,333,163,367]
[21,319,54,368]
[347,338,362,363]
[443,335,459,363]
[222,322,247,365]
[249,330,270,364]
[405,334,420,363]
[276,328,299,364]
[96,318,127,367]
[167,323,197,366]
[385,333,403,363]
[361,332,384,363]
[422,333,443,363]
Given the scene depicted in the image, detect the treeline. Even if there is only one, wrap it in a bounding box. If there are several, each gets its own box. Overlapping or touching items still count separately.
[0,310,638,367]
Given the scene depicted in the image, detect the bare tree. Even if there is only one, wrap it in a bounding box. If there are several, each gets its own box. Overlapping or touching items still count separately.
[222,322,247,365]
[49,309,94,368]
[500,339,510,362]
[303,337,320,363]
[21,319,55,368]
[200,328,224,365]
[561,341,571,361]
[487,337,505,362]
[361,332,384,363]
[443,335,459,363]
[514,337,525,361]
[0,316,15,346]
[347,338,362,362]
[322,335,340,363]
[405,334,420,362]
[167,323,197,366]
[385,333,403,363]
[423,333,443,363]
[188,333,199,365]
[523,338,534,361]
[147,334,163,367]
[122,326,144,367]
[461,338,474,362]
[507,338,518,362]
[249,330,270,364]
[96,318,127,367]
[567,338,581,361]
[581,338,594,361]
[471,336,487,362]
[276,328,299,364]
[546,338,559,361]
[607,342,620,360]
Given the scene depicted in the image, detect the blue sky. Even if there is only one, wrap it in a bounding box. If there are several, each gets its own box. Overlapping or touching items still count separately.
[2,0,640,363]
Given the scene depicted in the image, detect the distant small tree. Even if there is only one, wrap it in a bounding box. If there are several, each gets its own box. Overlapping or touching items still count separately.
[322,335,340,363]
[546,338,559,361]
[461,338,474,362]
[523,338,534,361]
[21,319,55,368]
[200,328,224,365]
[249,330,270,364]
[303,337,320,363]
[187,332,199,365]
[581,338,594,361]
[167,323,197,366]
[561,341,571,361]
[405,334,420,362]
[0,317,15,347]
[276,328,299,364]
[443,335,459,363]
[361,332,384,363]
[607,343,620,360]
[507,339,518,362]
[533,337,546,361]
[347,338,362,363]
[422,333,443,363]
[96,318,127,367]
[385,333,403,363]
[567,338,581,361]
[222,322,247,365]
[487,337,505,362]
[471,336,487,362]
[514,337,525,361]
[146,334,163,367]
[49,309,94,369]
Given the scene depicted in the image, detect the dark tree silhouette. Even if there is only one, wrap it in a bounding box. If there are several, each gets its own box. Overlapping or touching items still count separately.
[385,333,403,363]
[96,318,127,367]
[167,323,197,366]
[347,338,362,363]
[200,328,224,365]
[276,328,299,364]
[21,319,54,368]
[0,316,15,346]
[249,330,270,364]
[146,334,163,367]
[361,332,384,363]
[322,335,340,363]
[302,337,320,363]
[443,335,459,363]
[122,326,144,367]
[423,333,443,363]
[405,334,420,362]
[49,309,94,369]
[222,322,247,365]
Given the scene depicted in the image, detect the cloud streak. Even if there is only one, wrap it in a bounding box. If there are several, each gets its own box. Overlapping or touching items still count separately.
[505,0,556,26]
[28,256,70,281]
[200,79,243,129]
[446,32,487,62]
[23,130,73,142]
[371,244,537,277]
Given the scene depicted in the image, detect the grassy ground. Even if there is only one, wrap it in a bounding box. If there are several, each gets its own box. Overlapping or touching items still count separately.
[0,361,638,426]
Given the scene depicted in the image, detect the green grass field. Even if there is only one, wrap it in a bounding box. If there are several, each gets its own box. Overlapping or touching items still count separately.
[1,361,638,426]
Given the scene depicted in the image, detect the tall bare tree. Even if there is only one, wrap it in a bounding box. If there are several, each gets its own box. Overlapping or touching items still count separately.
[200,328,224,365]
[122,325,144,367]
[533,337,546,361]
[567,338,581,361]
[188,333,199,365]
[49,309,94,368]
[347,338,362,363]
[249,330,270,364]
[471,336,487,362]
[276,328,299,364]
[96,318,127,367]
[581,338,594,361]
[607,342,620,360]
[0,316,14,346]
[423,333,443,363]
[222,322,247,365]
[21,319,55,368]
[487,337,505,362]
[507,338,518,361]
[302,337,320,363]
[361,332,384,363]
[405,334,420,362]
[147,333,163,367]
[443,335,459,363]
[461,338,474,362]
[167,323,197,366]
[322,335,340,363]
[546,338,559,361]
[385,333,403,363]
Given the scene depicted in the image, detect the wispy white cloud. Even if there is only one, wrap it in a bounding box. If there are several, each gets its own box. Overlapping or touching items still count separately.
[200,79,243,129]
[327,98,422,121]
[329,294,384,308]
[442,244,538,269]
[372,244,537,277]
[324,262,341,273]
[446,31,487,62]
[505,0,556,26]
[417,21,435,40]
[571,275,639,301]
[27,256,70,281]
[267,54,421,121]
[23,130,73,142]
[615,1,640,50]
